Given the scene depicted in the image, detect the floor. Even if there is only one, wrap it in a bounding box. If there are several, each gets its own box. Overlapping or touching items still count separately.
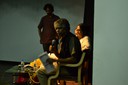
[65,81,78,85]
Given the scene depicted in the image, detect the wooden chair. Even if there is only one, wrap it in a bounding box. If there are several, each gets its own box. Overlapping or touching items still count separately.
[48,52,86,85]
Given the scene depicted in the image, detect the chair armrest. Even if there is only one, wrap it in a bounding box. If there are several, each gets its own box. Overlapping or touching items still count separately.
[60,63,79,67]
[60,52,86,67]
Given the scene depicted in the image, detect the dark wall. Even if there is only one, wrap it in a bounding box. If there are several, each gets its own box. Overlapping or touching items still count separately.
[84,0,94,84]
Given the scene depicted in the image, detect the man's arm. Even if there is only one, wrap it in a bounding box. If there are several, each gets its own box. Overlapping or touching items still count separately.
[47,56,75,64]
[38,18,43,43]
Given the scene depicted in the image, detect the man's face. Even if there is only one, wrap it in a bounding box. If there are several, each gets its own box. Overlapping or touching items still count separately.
[45,8,53,15]
[55,27,67,38]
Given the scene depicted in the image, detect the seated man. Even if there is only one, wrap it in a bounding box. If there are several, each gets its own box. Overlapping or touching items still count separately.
[36,18,82,85]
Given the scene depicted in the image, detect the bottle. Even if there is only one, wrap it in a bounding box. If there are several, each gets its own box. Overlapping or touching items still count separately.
[33,60,37,71]
[20,59,25,72]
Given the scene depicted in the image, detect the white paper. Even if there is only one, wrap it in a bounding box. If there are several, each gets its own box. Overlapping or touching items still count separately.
[39,52,55,73]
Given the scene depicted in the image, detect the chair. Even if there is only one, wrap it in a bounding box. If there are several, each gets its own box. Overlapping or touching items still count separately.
[48,52,86,85]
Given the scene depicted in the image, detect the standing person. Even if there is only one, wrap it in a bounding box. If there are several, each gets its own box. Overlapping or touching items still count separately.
[36,18,82,85]
[75,23,91,85]
[38,3,60,53]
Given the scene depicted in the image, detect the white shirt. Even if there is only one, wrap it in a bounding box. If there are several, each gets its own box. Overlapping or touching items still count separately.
[80,36,90,51]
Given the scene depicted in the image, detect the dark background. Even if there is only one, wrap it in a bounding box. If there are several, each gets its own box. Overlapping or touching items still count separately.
[0,0,85,62]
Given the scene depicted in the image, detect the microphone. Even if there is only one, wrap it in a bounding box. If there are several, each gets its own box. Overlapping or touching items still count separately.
[49,39,57,54]
[52,39,56,47]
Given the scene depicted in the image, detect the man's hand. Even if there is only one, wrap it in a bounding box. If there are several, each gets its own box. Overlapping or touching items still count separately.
[46,58,54,64]
[49,45,57,53]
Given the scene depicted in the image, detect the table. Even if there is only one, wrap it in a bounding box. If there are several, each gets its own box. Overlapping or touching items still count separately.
[6,65,40,85]
[6,65,30,85]
[12,72,29,85]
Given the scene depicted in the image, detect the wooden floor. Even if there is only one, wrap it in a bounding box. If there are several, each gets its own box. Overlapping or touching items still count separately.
[66,81,78,85]
[58,80,91,85]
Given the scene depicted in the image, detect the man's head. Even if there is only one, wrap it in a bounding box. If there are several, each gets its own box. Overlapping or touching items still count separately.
[43,3,54,14]
[54,18,70,38]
